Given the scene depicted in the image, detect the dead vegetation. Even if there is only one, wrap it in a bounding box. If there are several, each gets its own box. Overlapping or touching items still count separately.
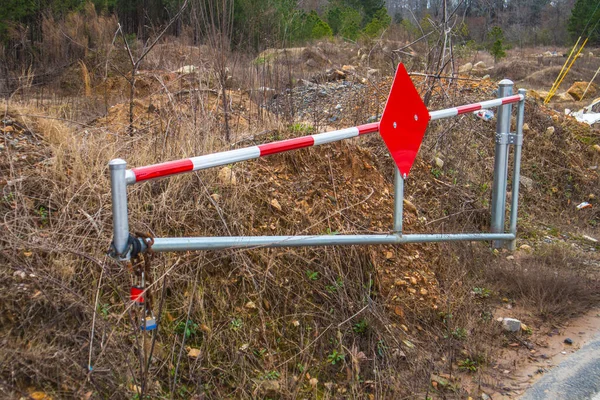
[1,35,600,399]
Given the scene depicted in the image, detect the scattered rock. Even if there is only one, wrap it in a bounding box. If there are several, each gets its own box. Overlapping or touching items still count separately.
[175,65,197,74]
[546,126,555,135]
[187,347,201,358]
[582,235,598,243]
[434,157,444,168]
[506,255,515,261]
[270,198,282,211]
[245,301,257,309]
[394,306,405,317]
[403,199,418,214]
[13,270,26,279]
[218,167,237,185]
[519,244,533,252]
[431,374,450,388]
[367,69,380,79]
[593,144,600,154]
[459,62,473,73]
[522,123,530,131]
[564,338,573,345]
[342,65,356,74]
[520,176,534,191]
[501,317,522,332]
[567,81,599,101]
[473,61,486,69]
[482,74,491,80]
[260,380,281,398]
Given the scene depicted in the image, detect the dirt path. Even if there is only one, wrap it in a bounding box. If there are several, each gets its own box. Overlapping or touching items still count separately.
[489,308,600,398]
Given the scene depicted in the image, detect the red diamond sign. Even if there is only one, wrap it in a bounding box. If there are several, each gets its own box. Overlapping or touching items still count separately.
[379,63,430,177]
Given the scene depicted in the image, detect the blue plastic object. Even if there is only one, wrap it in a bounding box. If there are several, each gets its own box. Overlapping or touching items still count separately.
[141,316,157,331]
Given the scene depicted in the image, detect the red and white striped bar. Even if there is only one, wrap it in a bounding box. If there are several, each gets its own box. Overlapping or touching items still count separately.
[429,94,523,121]
[125,94,524,185]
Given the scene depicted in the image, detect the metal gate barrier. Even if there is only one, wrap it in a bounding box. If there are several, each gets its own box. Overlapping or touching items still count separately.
[108,64,526,262]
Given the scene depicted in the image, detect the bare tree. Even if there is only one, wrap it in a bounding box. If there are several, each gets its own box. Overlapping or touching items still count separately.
[119,0,190,135]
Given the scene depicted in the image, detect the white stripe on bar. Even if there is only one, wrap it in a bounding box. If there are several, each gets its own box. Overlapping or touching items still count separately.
[429,108,458,120]
[312,127,359,146]
[191,147,261,171]
[478,97,504,109]
[125,170,137,184]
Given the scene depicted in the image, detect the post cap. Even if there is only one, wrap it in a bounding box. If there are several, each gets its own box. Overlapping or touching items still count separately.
[498,79,514,86]
[109,158,127,170]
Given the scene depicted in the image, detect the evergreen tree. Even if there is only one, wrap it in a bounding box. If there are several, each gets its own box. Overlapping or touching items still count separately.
[568,0,600,45]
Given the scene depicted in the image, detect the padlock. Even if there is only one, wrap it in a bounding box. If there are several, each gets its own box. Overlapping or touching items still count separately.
[141,316,157,331]
[130,286,145,305]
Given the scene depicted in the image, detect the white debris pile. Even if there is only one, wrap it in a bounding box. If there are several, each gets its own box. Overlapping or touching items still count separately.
[567,97,600,125]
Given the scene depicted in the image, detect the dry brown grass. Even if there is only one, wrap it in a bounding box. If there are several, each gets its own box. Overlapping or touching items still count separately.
[1,43,600,399]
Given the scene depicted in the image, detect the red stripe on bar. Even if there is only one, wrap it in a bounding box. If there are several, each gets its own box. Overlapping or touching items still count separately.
[357,122,379,134]
[258,136,315,156]
[502,95,522,104]
[132,159,194,182]
[456,104,481,114]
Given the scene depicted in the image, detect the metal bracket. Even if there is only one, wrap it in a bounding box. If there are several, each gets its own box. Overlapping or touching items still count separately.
[495,133,523,146]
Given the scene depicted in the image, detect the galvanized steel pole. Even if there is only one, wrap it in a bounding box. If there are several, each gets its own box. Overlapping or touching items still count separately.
[490,79,514,248]
[138,233,516,252]
[393,168,404,233]
[508,88,526,251]
[109,159,130,257]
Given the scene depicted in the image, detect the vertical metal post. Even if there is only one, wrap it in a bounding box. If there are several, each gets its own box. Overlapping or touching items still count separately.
[508,89,526,251]
[109,159,130,258]
[490,79,514,248]
[393,167,404,233]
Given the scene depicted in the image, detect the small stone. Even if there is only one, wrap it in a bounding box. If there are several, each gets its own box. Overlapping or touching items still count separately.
[245,301,257,309]
[520,176,534,191]
[367,69,380,78]
[473,61,486,69]
[582,235,598,243]
[291,320,300,327]
[434,157,444,168]
[482,74,490,80]
[521,323,529,332]
[260,380,281,397]
[187,347,201,358]
[270,198,282,211]
[403,199,418,214]
[506,255,515,261]
[546,126,555,135]
[13,270,26,279]
[564,338,573,345]
[502,317,522,332]
[218,167,237,185]
[342,65,356,73]
[420,288,428,296]
[561,351,567,354]
[239,343,249,351]
[522,123,530,131]
[519,244,533,252]
[593,144,600,154]
[459,62,473,73]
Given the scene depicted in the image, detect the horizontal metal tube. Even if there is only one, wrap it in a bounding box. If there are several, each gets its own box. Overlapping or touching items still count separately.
[142,233,516,252]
